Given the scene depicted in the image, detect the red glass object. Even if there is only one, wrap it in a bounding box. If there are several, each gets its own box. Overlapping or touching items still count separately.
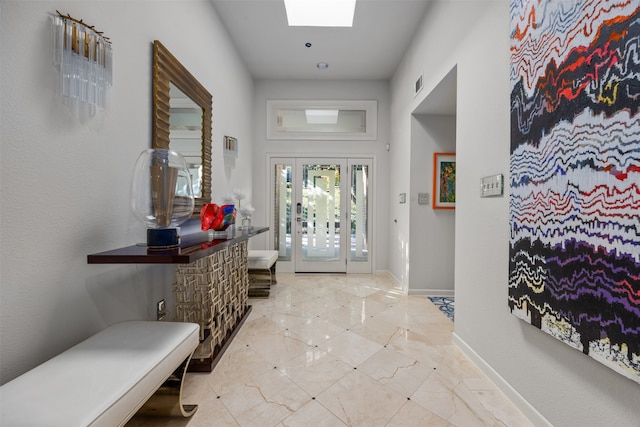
[200,203,236,231]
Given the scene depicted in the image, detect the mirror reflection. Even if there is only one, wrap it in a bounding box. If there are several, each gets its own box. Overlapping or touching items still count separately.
[169,83,203,198]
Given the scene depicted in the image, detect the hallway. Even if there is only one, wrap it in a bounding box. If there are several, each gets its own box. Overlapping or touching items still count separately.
[128,274,533,426]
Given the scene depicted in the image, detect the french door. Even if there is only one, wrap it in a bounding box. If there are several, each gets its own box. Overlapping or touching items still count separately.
[271,157,372,273]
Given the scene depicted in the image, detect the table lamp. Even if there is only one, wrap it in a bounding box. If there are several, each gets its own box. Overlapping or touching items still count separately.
[130,148,195,249]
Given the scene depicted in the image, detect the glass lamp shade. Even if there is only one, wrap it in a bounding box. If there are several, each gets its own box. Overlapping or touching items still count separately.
[130,148,195,230]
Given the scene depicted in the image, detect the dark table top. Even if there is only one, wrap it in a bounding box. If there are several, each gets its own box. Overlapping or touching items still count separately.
[87,227,268,264]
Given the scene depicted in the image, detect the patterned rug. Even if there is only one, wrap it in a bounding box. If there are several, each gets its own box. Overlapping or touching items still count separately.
[428,296,454,321]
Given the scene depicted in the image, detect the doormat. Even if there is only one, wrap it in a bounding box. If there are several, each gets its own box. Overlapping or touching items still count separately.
[428,297,454,321]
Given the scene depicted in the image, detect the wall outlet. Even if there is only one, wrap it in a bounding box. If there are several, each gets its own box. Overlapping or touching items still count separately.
[156,299,167,321]
[399,193,406,203]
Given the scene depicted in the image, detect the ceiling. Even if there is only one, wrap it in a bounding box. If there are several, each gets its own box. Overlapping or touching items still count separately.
[210,0,432,80]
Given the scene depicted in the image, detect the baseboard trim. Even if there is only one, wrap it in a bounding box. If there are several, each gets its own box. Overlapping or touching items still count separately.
[452,333,553,427]
[408,289,454,297]
[377,270,407,293]
[374,269,392,277]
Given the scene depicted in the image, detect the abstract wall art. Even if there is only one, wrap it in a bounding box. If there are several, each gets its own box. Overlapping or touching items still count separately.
[509,0,640,383]
[433,152,456,209]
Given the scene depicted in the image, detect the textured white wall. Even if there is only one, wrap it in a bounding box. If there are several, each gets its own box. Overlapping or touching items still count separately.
[408,114,456,294]
[388,1,476,291]
[392,1,640,426]
[0,0,253,383]
[250,79,391,272]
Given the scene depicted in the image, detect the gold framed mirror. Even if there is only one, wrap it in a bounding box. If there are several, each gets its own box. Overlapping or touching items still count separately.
[152,40,212,215]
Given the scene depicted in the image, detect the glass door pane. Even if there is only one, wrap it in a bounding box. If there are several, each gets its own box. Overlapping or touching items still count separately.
[295,160,347,272]
[301,164,340,262]
[273,163,292,261]
[347,159,372,273]
[350,164,368,262]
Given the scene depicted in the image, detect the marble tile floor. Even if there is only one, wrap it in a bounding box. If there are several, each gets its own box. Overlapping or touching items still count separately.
[127,274,533,427]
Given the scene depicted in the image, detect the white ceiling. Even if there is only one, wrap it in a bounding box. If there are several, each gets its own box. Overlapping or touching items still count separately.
[211,0,432,80]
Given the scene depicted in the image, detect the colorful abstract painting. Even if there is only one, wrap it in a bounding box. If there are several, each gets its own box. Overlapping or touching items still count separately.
[509,0,640,383]
[433,152,456,209]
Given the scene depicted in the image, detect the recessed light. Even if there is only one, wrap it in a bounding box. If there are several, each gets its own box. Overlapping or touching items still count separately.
[305,42,312,48]
[317,62,329,70]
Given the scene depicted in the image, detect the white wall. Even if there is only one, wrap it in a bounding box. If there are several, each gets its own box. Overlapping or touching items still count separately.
[0,0,253,383]
[250,79,391,272]
[391,1,640,426]
[408,114,456,294]
[389,1,473,291]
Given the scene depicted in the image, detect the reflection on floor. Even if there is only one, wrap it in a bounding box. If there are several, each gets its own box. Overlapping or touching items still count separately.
[428,296,455,321]
[127,274,532,427]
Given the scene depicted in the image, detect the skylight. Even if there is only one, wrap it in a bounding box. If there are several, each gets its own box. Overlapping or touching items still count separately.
[284,0,356,27]
[305,109,339,124]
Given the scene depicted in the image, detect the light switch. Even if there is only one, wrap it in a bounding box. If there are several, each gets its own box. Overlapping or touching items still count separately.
[480,174,504,198]
[399,193,406,203]
[418,193,429,204]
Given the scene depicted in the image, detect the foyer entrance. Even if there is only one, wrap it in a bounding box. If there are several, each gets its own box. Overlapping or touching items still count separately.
[270,157,372,273]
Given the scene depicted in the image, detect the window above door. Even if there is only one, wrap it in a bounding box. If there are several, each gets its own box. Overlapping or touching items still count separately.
[266,100,377,140]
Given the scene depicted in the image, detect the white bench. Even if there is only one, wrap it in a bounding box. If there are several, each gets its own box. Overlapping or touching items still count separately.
[247,250,278,297]
[0,321,200,426]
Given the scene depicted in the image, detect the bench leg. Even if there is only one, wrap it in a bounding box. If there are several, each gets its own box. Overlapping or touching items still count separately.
[270,262,277,284]
[137,353,198,418]
[248,269,272,297]
[248,261,277,298]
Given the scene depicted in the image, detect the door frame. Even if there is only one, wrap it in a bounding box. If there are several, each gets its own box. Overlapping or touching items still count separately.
[266,154,375,274]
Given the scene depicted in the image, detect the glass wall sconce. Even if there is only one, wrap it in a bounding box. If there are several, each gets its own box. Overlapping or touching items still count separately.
[51,11,113,114]
[223,136,238,160]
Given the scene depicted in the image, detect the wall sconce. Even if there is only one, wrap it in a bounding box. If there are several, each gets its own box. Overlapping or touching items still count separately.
[223,136,238,160]
[51,11,113,114]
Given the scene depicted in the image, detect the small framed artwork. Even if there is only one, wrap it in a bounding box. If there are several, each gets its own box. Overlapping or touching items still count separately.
[432,152,456,209]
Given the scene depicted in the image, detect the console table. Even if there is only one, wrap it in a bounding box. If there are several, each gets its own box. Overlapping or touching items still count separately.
[88,226,268,371]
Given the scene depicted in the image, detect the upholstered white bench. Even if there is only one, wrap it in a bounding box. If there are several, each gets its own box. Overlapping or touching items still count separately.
[247,250,278,297]
[0,321,200,426]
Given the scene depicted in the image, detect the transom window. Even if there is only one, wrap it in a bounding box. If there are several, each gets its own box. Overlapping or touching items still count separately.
[266,100,377,140]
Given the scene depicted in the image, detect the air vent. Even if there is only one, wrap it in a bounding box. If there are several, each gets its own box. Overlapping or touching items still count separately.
[414,73,423,96]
